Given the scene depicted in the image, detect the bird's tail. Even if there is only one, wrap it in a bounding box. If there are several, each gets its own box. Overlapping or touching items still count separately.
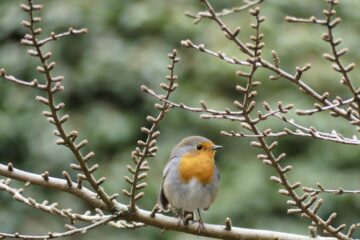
[157,185,169,211]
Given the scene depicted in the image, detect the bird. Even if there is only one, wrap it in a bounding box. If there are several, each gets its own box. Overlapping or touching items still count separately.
[157,136,222,229]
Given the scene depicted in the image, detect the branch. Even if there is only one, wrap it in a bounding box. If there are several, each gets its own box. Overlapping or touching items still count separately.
[145,83,360,146]
[0,163,338,239]
[131,208,336,240]
[0,68,46,89]
[183,0,360,126]
[303,183,360,196]
[323,1,357,98]
[276,114,360,145]
[37,27,88,47]
[0,178,113,228]
[285,16,327,25]
[181,39,254,66]
[141,85,245,120]
[296,96,355,116]
[221,127,360,145]
[0,163,107,210]
[21,0,115,209]
[0,214,115,240]
[122,50,180,211]
[182,38,359,124]
[286,0,360,118]
[185,0,265,23]
[195,2,350,238]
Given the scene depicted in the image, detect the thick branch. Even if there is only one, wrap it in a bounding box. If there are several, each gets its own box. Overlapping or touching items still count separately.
[0,163,337,239]
[0,163,107,210]
[130,208,336,240]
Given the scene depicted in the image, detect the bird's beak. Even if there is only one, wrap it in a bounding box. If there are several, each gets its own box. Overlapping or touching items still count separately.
[211,145,222,150]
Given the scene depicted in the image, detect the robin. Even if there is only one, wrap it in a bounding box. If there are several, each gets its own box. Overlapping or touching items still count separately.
[157,136,222,228]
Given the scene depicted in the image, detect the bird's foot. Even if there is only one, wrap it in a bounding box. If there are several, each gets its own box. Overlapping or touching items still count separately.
[194,219,205,234]
[183,212,193,226]
[177,214,182,227]
[176,211,193,226]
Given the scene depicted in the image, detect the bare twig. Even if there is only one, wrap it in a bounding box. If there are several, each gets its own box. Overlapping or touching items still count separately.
[303,184,360,196]
[0,68,46,89]
[183,1,360,127]
[185,0,265,23]
[0,214,115,240]
[22,0,115,209]
[195,1,352,239]
[296,96,355,116]
[141,85,245,119]
[285,16,327,25]
[0,163,107,209]
[286,0,360,118]
[37,27,88,46]
[124,49,180,211]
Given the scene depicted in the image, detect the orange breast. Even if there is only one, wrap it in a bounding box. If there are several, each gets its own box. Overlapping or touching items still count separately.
[178,150,215,184]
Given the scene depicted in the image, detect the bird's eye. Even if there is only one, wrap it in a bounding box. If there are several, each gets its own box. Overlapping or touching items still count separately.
[196,144,203,150]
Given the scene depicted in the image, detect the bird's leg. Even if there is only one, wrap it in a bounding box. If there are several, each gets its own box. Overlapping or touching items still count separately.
[196,209,205,233]
[176,208,184,227]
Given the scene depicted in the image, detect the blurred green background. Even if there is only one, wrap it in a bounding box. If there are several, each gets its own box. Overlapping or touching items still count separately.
[1,0,360,239]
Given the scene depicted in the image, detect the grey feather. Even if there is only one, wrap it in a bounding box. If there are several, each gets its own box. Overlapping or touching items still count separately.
[157,158,176,211]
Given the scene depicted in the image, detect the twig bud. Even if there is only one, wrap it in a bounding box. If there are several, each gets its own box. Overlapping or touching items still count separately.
[200,100,207,110]
[83,151,95,162]
[96,177,106,186]
[62,171,73,187]
[20,4,31,12]
[135,192,145,201]
[7,162,13,172]
[224,217,232,231]
[41,171,49,181]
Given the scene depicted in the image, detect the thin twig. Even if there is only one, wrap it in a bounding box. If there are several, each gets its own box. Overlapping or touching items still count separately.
[185,0,265,23]
[126,50,180,211]
[37,28,88,46]
[141,85,245,119]
[0,68,46,89]
[183,1,360,126]
[303,185,360,196]
[25,0,115,209]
